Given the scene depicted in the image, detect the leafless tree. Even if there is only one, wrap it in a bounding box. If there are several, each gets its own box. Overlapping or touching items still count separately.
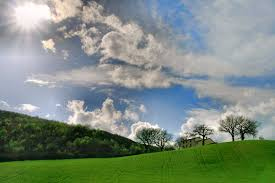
[235,116,258,140]
[219,115,239,141]
[192,124,214,145]
[135,128,157,149]
[154,129,172,151]
[175,132,192,148]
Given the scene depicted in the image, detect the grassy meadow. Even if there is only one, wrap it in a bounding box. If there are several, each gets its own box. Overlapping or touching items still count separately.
[0,140,275,183]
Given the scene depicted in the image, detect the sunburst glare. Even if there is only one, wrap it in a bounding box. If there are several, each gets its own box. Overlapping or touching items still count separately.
[14,2,51,32]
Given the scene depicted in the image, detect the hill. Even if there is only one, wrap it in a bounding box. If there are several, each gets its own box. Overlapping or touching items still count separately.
[0,140,274,183]
[0,110,156,161]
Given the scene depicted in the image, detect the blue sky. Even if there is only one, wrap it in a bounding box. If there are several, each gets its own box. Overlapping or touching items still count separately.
[1,0,275,141]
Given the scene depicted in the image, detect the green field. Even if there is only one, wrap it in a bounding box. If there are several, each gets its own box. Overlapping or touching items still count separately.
[0,140,274,183]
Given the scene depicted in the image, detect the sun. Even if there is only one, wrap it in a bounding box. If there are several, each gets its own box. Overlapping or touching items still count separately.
[14,2,51,31]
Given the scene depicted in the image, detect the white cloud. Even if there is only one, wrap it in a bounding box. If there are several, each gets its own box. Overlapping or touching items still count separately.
[139,104,147,113]
[181,79,275,105]
[0,100,10,108]
[181,0,275,77]
[0,100,11,111]
[41,39,56,53]
[81,1,104,24]
[17,104,40,113]
[25,78,56,87]
[67,98,156,137]
[61,2,164,68]
[50,0,83,22]
[26,64,177,89]
[67,98,131,136]
[65,24,102,56]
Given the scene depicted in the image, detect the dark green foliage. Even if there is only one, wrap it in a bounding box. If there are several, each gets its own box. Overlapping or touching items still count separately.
[0,110,158,161]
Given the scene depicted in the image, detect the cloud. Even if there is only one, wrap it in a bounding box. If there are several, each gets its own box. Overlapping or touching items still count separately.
[67,98,150,136]
[56,104,62,107]
[65,24,102,56]
[0,100,10,110]
[25,78,56,87]
[29,0,275,141]
[181,79,275,105]
[128,121,160,140]
[41,39,56,53]
[50,0,83,22]
[26,64,177,89]
[139,104,147,113]
[181,0,275,77]
[17,104,40,113]
[0,100,10,108]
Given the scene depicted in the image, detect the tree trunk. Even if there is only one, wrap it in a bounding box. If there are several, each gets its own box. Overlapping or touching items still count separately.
[241,133,245,141]
[202,136,205,146]
[231,134,235,142]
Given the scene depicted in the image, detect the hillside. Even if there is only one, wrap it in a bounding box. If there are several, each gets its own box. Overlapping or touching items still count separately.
[0,141,274,183]
[0,110,156,161]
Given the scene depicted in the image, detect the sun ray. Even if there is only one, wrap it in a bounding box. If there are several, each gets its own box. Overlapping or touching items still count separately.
[13,2,51,32]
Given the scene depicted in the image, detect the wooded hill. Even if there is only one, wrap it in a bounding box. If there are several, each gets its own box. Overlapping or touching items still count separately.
[0,110,157,161]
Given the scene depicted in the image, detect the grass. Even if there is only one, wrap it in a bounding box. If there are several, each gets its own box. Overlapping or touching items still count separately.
[0,140,275,183]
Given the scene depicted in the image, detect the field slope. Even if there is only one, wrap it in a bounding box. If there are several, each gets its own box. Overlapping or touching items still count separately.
[0,140,275,183]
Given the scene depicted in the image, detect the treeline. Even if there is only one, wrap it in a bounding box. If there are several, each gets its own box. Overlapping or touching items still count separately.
[0,110,158,161]
[176,115,259,148]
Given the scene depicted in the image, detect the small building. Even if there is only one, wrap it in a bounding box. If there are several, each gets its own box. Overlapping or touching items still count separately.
[181,137,216,148]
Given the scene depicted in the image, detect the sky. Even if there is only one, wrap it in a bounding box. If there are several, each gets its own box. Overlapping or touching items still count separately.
[1,0,275,141]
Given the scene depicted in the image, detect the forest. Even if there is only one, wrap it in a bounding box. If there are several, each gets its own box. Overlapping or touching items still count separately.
[0,110,158,161]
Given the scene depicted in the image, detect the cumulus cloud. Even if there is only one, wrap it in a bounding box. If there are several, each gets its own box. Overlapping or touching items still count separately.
[50,0,83,22]
[65,24,102,56]
[17,104,40,113]
[41,39,56,53]
[67,98,150,137]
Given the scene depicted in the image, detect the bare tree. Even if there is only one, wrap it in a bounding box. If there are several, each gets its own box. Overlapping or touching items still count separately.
[154,129,172,151]
[192,124,214,146]
[235,116,258,140]
[135,128,157,149]
[175,132,192,148]
[219,115,239,141]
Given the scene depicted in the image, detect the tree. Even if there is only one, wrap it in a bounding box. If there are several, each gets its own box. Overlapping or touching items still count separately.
[219,115,239,141]
[175,132,192,148]
[154,129,172,151]
[235,116,258,140]
[135,128,158,149]
[192,124,214,146]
